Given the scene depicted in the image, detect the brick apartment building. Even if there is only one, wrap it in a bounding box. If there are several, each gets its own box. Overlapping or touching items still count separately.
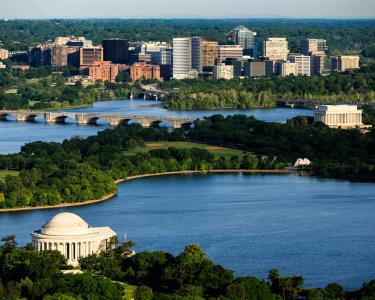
[130,62,160,81]
[80,61,120,83]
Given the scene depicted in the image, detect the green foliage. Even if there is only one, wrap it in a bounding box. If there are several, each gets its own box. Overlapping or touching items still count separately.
[1,236,374,299]
[160,70,375,110]
[2,111,375,208]
[323,283,345,300]
[226,277,276,300]
[360,280,375,300]
[0,68,132,110]
[0,19,374,53]
[0,125,257,209]
[135,285,153,300]
[0,236,124,299]
[268,269,304,300]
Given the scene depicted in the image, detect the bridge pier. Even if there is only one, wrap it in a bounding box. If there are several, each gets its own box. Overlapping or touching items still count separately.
[44,113,52,123]
[75,114,89,125]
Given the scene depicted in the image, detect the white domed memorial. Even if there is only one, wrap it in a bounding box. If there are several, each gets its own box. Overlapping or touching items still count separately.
[31,212,116,265]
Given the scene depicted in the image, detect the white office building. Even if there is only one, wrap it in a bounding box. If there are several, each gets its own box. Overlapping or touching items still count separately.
[288,54,311,76]
[263,38,289,61]
[173,37,202,79]
[173,38,192,79]
[214,64,234,80]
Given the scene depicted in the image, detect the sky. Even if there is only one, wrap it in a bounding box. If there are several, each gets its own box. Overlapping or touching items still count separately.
[1,0,375,19]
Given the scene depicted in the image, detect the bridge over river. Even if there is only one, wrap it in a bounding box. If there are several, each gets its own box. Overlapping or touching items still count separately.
[0,110,194,128]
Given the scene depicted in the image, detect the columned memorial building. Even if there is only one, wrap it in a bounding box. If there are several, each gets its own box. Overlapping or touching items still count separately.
[31,212,116,265]
[314,105,364,129]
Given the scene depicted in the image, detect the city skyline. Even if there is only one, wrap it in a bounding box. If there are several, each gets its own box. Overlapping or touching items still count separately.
[1,0,375,19]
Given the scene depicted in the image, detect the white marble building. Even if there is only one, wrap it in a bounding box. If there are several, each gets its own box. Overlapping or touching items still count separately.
[314,105,364,128]
[31,212,116,265]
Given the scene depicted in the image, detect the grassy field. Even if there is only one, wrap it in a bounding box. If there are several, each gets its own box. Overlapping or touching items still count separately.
[122,283,136,300]
[0,170,19,181]
[125,141,247,159]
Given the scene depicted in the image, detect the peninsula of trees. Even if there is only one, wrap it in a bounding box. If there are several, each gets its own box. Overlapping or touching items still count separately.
[1,108,375,209]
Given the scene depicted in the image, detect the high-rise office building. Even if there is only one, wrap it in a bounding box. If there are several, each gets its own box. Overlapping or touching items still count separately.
[218,45,244,63]
[262,38,289,61]
[160,48,173,66]
[202,41,219,66]
[243,60,274,77]
[28,46,52,67]
[191,37,203,72]
[102,39,129,64]
[51,46,77,67]
[225,58,244,77]
[79,46,103,66]
[173,38,192,79]
[301,39,328,56]
[275,61,298,77]
[172,37,202,79]
[227,25,257,56]
[288,54,311,76]
[310,51,327,76]
[331,55,360,72]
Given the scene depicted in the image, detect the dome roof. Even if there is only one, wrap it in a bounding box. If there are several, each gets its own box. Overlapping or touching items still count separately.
[41,212,91,236]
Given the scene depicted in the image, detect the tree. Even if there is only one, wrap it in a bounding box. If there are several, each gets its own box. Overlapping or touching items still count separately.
[268,269,304,300]
[323,283,345,300]
[135,285,153,300]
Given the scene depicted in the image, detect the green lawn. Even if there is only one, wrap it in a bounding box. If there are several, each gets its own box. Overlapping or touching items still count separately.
[0,170,19,181]
[122,283,136,300]
[125,141,247,159]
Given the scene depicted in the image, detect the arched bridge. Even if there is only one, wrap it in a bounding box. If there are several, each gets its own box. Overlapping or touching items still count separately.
[0,110,195,128]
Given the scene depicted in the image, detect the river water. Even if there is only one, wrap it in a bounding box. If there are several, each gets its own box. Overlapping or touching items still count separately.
[1,101,374,289]
[1,173,374,289]
[0,100,312,154]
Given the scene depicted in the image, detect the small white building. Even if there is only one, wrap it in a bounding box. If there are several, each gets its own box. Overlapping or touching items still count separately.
[314,105,365,129]
[294,158,311,168]
[31,212,116,265]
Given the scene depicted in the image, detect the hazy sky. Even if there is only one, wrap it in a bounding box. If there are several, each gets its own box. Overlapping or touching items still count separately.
[1,0,375,19]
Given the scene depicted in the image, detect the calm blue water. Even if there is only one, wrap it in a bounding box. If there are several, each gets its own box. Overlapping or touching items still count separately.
[0,100,312,154]
[1,173,374,289]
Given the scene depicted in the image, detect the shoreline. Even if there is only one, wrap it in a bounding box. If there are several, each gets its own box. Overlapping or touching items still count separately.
[0,169,292,213]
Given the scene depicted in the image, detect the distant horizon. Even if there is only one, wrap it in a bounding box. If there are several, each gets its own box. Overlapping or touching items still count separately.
[1,0,374,20]
[2,17,375,21]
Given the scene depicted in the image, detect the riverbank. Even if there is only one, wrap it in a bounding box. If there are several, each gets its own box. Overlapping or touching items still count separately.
[0,169,292,213]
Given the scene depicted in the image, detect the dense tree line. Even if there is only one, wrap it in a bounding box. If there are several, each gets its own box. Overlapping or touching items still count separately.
[0,236,124,299]
[0,125,258,208]
[188,111,375,181]
[0,19,374,57]
[1,236,374,299]
[0,68,132,110]
[2,110,375,208]
[160,68,375,110]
